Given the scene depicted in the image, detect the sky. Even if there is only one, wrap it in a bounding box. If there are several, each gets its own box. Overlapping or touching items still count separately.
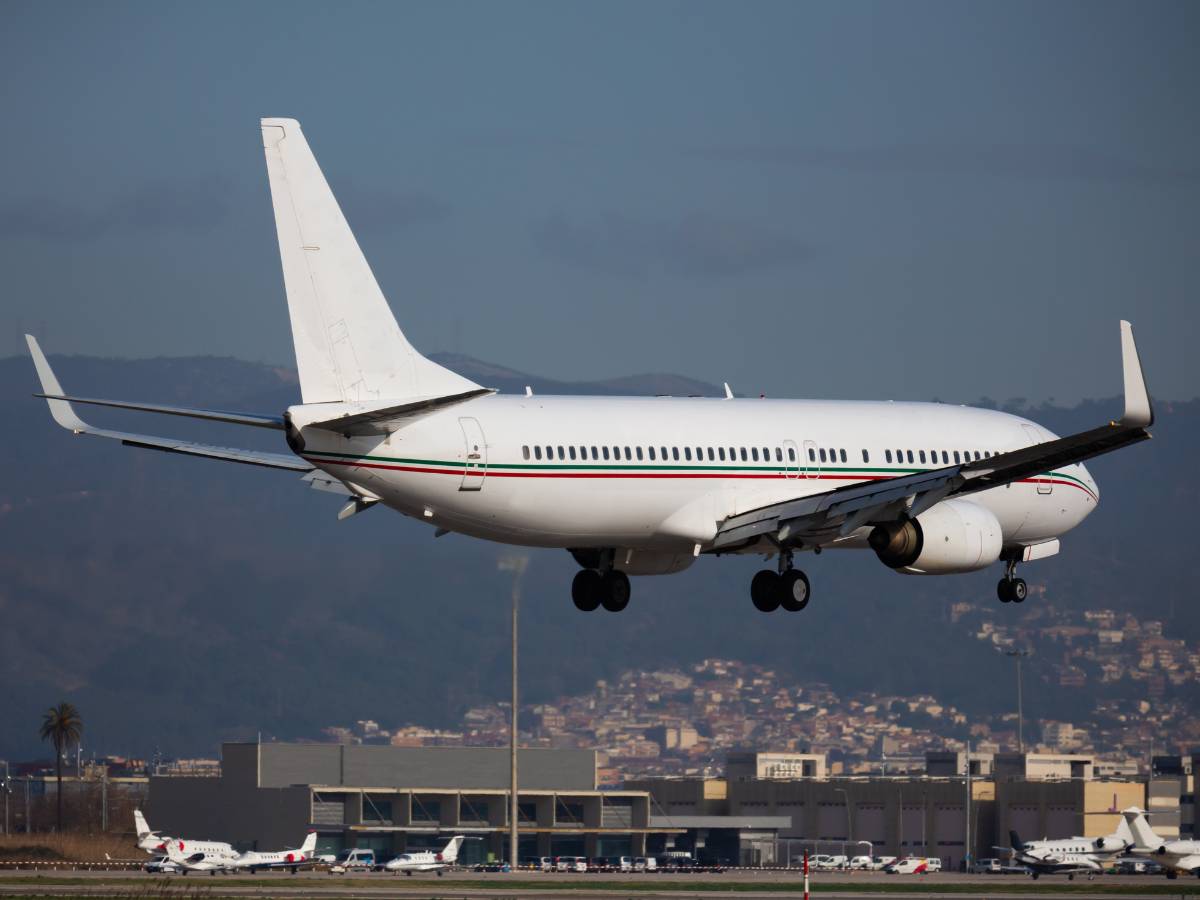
[1,0,1196,404]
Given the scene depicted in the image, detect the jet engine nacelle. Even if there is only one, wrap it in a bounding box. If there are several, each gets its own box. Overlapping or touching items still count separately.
[868,499,1003,575]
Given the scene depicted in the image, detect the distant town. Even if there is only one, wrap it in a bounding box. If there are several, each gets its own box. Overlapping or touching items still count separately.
[313,603,1199,783]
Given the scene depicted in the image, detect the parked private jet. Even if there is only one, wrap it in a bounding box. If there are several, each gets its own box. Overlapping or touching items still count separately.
[383,835,468,875]
[1002,819,1133,880]
[26,118,1156,614]
[1123,807,1200,878]
[133,809,171,854]
[234,832,318,874]
[162,837,241,876]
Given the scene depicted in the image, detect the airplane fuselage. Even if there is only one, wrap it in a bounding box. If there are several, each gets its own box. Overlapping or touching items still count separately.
[295,395,1098,561]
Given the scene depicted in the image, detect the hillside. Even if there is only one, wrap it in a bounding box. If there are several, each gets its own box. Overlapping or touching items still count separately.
[0,352,1194,758]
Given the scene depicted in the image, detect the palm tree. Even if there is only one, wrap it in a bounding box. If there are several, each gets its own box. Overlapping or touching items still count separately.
[39,702,82,833]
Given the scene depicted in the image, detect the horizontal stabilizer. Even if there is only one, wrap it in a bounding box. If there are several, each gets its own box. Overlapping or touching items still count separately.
[301,388,495,435]
[26,336,310,473]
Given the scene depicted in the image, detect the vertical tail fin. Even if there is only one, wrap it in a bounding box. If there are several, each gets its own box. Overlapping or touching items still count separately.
[1121,807,1163,851]
[441,835,465,863]
[1009,830,1023,849]
[299,832,317,854]
[134,809,152,839]
[259,118,480,404]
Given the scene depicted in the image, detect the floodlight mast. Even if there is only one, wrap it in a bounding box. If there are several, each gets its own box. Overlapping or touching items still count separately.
[499,556,528,871]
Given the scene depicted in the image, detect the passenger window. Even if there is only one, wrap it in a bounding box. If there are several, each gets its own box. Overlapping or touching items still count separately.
[648,446,656,461]
[906,450,914,463]
[751,447,759,462]
[942,451,949,464]
[534,446,542,460]
[569,446,577,460]
[862,450,869,463]
[954,451,961,463]
[684,447,692,461]
[839,449,847,463]
[624,447,632,460]
[974,451,981,460]
[545,446,553,459]
[808,447,816,462]
[775,447,782,462]
[636,447,643,460]
[819,448,826,463]
[740,447,748,461]
[697,447,704,460]
[919,450,926,464]
[580,446,587,459]
[788,447,796,462]
[591,446,599,460]
[602,447,610,460]
[673,447,680,461]
[557,446,565,460]
[708,447,715,461]
[522,446,530,460]
[885,449,892,463]
[718,447,726,461]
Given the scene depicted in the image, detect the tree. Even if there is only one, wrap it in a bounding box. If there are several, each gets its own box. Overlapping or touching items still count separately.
[39,702,82,833]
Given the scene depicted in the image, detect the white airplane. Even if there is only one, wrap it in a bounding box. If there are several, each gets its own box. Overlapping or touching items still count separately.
[1002,820,1132,880]
[25,118,1156,614]
[235,831,318,874]
[162,836,241,875]
[384,835,467,875]
[1123,806,1200,879]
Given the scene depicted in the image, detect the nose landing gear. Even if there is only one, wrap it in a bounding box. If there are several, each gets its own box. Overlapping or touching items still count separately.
[997,558,1027,603]
[750,548,811,612]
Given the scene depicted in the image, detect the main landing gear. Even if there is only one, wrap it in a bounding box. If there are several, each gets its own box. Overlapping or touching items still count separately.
[572,568,631,613]
[997,558,1027,604]
[750,549,810,613]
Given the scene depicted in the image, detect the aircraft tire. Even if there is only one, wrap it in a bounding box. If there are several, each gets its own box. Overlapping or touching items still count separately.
[1011,578,1028,602]
[779,569,810,611]
[751,570,781,612]
[600,571,631,612]
[997,579,1012,603]
[572,569,602,611]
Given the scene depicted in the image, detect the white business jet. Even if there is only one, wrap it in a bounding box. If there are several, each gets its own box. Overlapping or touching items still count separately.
[1002,819,1132,880]
[133,809,171,854]
[234,831,318,873]
[384,835,467,875]
[162,836,240,875]
[1123,807,1200,878]
[26,118,1155,614]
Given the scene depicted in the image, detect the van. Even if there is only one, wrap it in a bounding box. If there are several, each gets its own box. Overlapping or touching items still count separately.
[972,858,1001,874]
[885,857,929,875]
[925,857,942,872]
[330,848,376,873]
[611,856,633,872]
[634,856,657,872]
[555,856,587,872]
[849,855,873,870]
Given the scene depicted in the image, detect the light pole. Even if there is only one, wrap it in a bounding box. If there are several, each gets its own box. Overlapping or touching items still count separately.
[834,787,852,859]
[498,555,528,870]
[1004,649,1031,753]
[2,760,9,835]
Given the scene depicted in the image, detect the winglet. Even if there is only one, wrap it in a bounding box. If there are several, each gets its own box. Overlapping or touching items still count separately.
[1119,321,1153,428]
[25,335,88,433]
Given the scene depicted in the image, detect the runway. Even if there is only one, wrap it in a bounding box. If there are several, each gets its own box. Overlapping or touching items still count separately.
[0,869,1193,899]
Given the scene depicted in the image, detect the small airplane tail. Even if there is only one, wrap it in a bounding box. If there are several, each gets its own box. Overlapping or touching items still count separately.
[1113,814,1135,849]
[440,835,466,863]
[134,809,153,839]
[1121,807,1164,851]
[260,117,482,405]
[299,832,318,855]
[1009,829,1024,850]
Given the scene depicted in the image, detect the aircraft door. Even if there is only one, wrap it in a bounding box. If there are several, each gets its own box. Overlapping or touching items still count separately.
[782,439,800,479]
[459,417,487,491]
[802,439,819,479]
[1021,424,1053,494]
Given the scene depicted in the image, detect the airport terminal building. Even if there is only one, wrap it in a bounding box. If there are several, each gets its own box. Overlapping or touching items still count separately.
[148,742,678,861]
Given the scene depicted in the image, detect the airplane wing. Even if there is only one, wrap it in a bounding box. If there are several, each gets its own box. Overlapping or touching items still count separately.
[26,335,311,473]
[712,321,1152,552]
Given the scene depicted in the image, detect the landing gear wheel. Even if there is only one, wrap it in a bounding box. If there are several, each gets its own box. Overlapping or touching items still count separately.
[1010,578,1027,602]
[751,570,781,612]
[997,579,1013,603]
[600,570,631,612]
[571,569,602,612]
[779,569,810,612]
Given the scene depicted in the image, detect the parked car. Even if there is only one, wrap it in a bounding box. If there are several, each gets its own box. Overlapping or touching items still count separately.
[555,856,587,872]
[522,857,553,871]
[610,856,634,872]
[329,848,376,873]
[926,857,942,872]
[811,854,848,870]
[972,858,1002,874]
[633,856,657,872]
[885,856,929,874]
[848,855,873,870]
[143,855,180,874]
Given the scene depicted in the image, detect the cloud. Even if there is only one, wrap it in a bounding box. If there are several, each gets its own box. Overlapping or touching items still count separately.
[0,177,232,240]
[532,211,809,278]
[703,144,1200,186]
